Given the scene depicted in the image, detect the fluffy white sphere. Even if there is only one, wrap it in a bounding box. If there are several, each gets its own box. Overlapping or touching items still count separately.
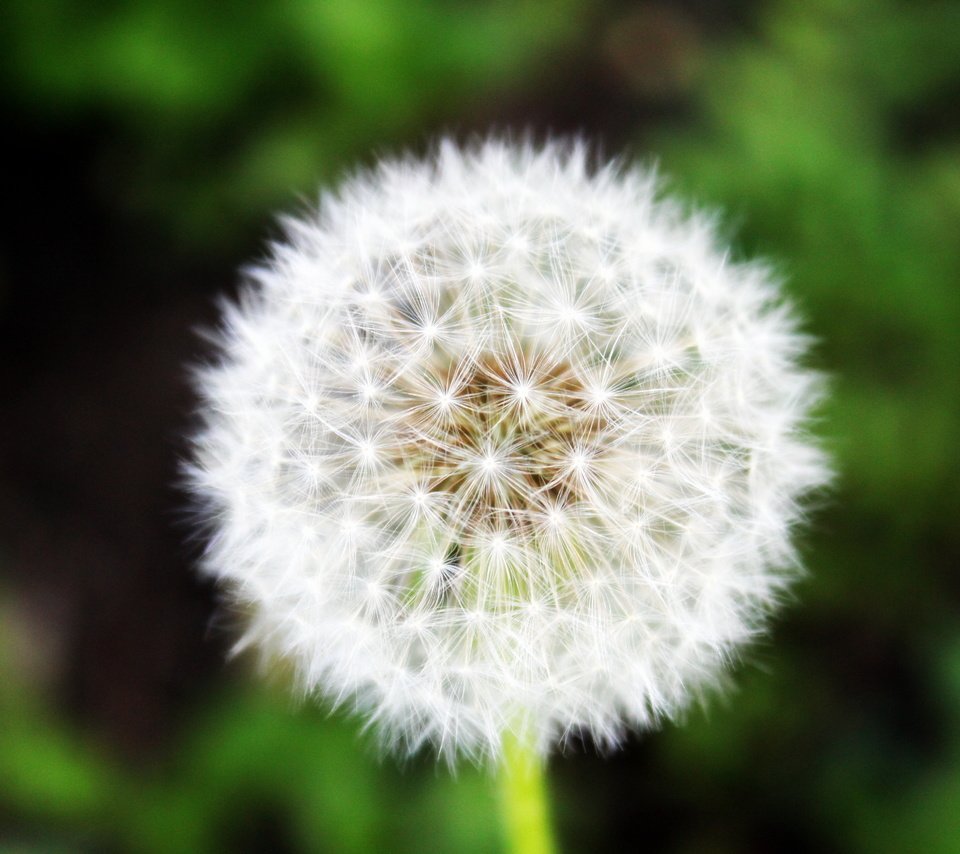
[190,139,829,761]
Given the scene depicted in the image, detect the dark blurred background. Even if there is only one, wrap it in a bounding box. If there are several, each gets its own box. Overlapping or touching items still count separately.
[2,1,959,851]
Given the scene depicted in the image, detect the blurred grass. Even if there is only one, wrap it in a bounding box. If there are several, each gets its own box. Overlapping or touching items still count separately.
[2,0,960,851]
[647,1,960,851]
[3,0,583,247]
[1,604,501,852]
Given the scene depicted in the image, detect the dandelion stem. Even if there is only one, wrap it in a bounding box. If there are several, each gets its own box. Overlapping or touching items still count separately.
[497,729,556,854]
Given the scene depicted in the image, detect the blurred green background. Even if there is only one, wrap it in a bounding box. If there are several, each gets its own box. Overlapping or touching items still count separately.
[2,0,959,851]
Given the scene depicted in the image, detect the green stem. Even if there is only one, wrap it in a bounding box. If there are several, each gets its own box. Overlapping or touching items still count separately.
[497,730,556,854]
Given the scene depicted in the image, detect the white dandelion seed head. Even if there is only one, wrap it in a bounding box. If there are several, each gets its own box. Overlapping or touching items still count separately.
[190,138,830,762]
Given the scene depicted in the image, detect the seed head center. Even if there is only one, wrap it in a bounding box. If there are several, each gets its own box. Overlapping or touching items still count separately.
[394,352,607,528]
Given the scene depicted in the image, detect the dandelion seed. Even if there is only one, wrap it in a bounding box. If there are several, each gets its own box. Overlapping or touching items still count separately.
[189,138,830,763]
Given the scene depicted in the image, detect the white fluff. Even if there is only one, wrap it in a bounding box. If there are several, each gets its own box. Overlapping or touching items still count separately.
[189,138,830,762]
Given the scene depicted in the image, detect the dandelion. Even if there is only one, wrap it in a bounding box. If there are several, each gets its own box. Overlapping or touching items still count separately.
[190,138,829,852]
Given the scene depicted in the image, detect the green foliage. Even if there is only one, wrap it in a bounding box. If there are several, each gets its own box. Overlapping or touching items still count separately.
[3,0,582,246]
[0,638,500,853]
[659,0,960,523]
[646,0,960,850]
